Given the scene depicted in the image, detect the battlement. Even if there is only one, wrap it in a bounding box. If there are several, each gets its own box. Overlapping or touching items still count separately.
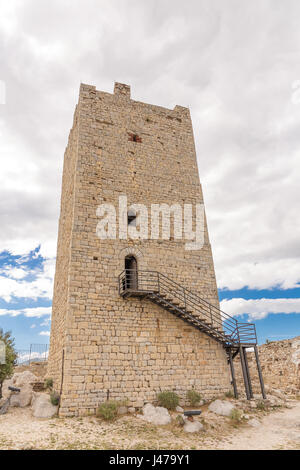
[114,82,131,98]
[79,81,189,118]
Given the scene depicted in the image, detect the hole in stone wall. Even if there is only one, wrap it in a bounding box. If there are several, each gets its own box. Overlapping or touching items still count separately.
[128,133,142,143]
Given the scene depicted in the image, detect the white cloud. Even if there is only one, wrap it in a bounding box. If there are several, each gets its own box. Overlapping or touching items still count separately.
[0,0,299,292]
[217,259,300,290]
[0,267,28,280]
[39,331,50,336]
[220,297,300,321]
[17,350,48,364]
[0,258,55,302]
[0,306,52,318]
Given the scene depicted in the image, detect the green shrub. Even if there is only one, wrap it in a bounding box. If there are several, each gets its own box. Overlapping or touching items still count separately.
[50,391,60,406]
[175,414,185,427]
[256,400,266,411]
[44,378,53,390]
[157,391,179,410]
[186,389,202,406]
[97,401,118,421]
[229,408,242,422]
[225,390,234,399]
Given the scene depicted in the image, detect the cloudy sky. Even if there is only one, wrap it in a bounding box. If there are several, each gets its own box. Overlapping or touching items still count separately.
[0,0,300,351]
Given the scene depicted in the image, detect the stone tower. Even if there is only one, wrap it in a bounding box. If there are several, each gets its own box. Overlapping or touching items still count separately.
[48,82,230,416]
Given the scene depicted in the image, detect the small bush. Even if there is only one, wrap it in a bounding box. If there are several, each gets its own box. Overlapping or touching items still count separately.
[50,391,60,406]
[256,400,266,411]
[44,378,53,390]
[175,414,185,427]
[157,391,179,410]
[229,408,242,422]
[225,390,234,399]
[186,389,202,406]
[97,401,118,421]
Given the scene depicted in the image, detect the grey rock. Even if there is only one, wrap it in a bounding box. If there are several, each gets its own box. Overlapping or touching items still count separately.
[10,384,32,408]
[208,400,235,417]
[140,403,171,425]
[183,421,203,433]
[13,371,38,388]
[32,393,58,418]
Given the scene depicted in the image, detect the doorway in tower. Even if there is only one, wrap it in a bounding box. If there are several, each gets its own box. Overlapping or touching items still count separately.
[125,255,138,290]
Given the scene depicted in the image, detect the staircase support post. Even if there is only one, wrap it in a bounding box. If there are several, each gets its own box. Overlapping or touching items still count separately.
[254,345,266,399]
[242,347,253,399]
[228,349,238,399]
[240,346,251,400]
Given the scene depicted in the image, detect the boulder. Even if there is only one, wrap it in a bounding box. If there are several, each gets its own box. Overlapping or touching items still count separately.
[140,403,171,425]
[13,371,38,388]
[128,407,136,414]
[10,384,32,408]
[183,421,203,433]
[32,393,58,418]
[208,400,235,417]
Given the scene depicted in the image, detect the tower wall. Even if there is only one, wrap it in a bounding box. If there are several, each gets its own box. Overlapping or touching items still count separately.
[48,82,230,416]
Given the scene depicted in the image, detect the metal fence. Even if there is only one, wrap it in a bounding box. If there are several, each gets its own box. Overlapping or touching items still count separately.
[16,344,49,365]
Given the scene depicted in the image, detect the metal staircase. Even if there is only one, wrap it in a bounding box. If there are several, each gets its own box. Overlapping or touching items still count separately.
[118,269,266,400]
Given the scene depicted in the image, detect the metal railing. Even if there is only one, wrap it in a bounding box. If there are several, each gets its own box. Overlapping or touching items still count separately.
[118,269,257,346]
[16,344,49,365]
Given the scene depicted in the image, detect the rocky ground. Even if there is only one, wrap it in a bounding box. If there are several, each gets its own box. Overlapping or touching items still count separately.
[0,393,299,450]
[0,363,299,450]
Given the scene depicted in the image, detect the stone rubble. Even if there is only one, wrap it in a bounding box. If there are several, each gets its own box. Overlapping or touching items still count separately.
[1,371,57,418]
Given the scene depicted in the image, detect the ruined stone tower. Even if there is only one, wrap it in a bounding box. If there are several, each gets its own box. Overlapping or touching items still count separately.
[48,82,230,416]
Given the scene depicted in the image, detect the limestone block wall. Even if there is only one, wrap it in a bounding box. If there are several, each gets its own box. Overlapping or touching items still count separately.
[234,336,300,397]
[48,82,231,416]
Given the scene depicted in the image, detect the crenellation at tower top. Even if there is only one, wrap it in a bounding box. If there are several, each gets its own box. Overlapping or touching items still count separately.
[114,82,131,98]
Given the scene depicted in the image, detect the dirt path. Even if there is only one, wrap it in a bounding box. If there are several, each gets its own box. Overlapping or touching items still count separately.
[213,402,300,450]
[0,402,299,450]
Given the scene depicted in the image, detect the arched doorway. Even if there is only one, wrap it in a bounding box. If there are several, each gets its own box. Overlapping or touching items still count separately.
[125,255,138,290]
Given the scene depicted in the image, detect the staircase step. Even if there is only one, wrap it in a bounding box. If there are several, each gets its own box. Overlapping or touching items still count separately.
[151,291,229,341]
